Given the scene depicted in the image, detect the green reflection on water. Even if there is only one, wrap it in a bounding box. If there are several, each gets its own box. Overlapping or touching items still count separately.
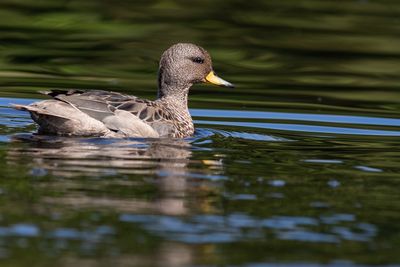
[0,0,400,266]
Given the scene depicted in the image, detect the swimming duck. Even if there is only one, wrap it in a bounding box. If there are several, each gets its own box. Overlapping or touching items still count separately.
[13,43,234,138]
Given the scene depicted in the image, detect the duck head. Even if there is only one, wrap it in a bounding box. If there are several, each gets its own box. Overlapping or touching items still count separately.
[157,43,234,99]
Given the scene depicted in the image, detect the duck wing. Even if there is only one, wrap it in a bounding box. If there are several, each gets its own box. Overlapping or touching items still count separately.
[42,89,174,137]
[102,109,159,138]
[42,90,133,121]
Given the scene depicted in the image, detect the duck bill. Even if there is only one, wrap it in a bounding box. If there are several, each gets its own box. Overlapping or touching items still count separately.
[203,71,234,88]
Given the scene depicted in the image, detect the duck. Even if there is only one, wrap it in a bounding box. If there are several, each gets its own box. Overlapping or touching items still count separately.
[13,43,234,138]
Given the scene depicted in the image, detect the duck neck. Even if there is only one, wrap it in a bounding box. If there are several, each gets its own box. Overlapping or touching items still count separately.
[157,84,191,112]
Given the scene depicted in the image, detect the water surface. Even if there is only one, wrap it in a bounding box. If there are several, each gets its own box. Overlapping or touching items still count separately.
[0,0,400,266]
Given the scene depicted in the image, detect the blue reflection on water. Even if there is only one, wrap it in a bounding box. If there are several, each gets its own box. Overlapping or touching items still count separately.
[119,213,376,244]
[0,224,39,238]
[354,165,383,172]
[192,109,400,127]
[196,120,400,136]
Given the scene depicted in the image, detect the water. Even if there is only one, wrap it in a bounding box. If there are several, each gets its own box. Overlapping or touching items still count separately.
[0,0,400,266]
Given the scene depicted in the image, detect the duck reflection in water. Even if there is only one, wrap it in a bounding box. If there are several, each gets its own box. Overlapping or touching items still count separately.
[7,134,222,216]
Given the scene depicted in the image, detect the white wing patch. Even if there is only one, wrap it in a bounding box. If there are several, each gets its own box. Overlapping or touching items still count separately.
[102,110,159,138]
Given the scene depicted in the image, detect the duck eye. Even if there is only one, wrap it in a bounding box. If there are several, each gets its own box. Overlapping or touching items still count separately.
[192,57,204,64]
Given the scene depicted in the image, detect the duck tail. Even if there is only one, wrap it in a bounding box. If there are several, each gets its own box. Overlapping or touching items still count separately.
[11,104,26,111]
[12,104,44,113]
[11,104,70,120]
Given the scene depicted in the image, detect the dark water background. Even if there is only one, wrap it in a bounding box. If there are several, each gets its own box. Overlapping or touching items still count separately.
[1,0,400,266]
